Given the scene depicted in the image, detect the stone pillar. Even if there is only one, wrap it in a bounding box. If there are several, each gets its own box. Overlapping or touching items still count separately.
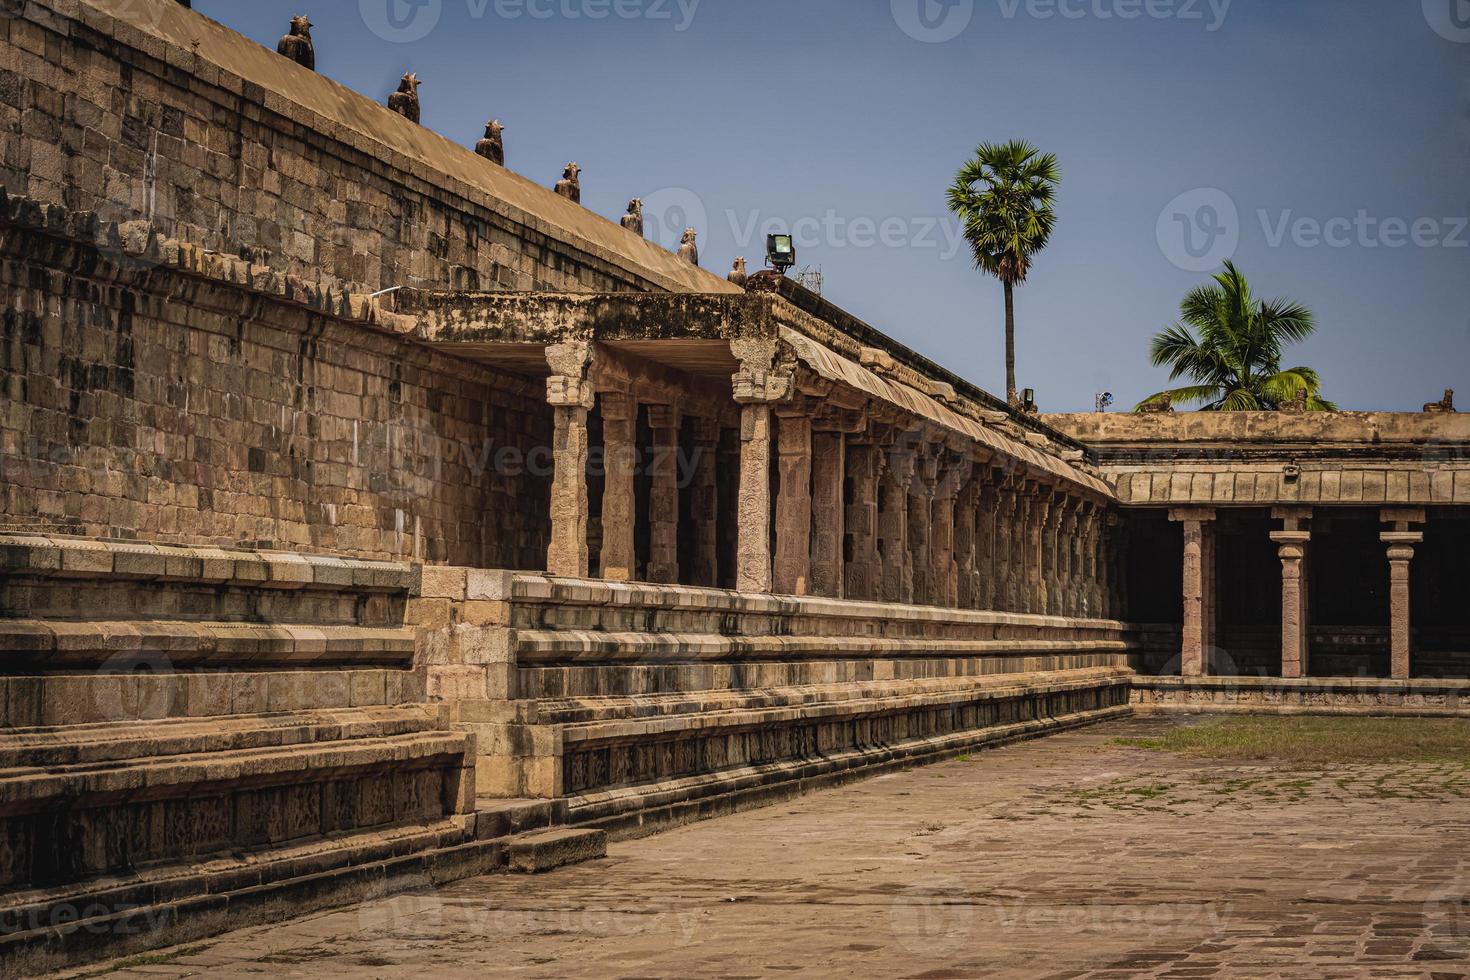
[998,481,1021,613]
[731,341,791,594]
[930,451,962,610]
[954,473,979,609]
[1383,536,1420,681]
[598,391,637,582]
[1381,508,1426,681]
[544,341,596,578]
[645,404,681,584]
[1170,508,1216,677]
[1056,500,1078,618]
[844,440,881,601]
[1270,531,1311,680]
[1023,486,1049,616]
[878,442,915,604]
[976,478,999,610]
[907,446,936,605]
[1086,505,1107,619]
[773,408,814,596]
[687,417,721,588]
[810,428,847,599]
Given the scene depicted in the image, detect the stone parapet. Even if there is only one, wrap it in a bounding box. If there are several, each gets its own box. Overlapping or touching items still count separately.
[1132,675,1470,716]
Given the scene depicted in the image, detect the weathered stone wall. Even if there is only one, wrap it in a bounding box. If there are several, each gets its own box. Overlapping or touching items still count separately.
[0,200,552,565]
[1,0,738,299]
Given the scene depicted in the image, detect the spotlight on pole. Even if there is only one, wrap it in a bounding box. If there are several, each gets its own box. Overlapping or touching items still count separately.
[766,233,796,276]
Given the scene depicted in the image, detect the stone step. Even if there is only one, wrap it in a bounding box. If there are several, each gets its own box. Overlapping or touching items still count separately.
[473,797,563,841]
[505,827,607,874]
[0,704,445,768]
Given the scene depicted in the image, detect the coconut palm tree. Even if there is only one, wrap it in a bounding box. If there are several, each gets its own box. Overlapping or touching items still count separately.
[947,141,1059,407]
[1137,261,1337,412]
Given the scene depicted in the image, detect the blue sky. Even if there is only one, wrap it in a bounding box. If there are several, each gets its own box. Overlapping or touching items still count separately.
[200,0,1468,412]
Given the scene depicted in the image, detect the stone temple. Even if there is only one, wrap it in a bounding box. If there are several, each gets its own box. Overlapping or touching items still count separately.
[0,0,1466,972]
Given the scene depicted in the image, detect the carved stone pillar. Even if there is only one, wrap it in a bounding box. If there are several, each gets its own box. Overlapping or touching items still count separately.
[844,440,881,601]
[879,441,915,604]
[1171,508,1217,677]
[954,473,979,610]
[1023,487,1049,616]
[731,340,791,594]
[810,427,847,599]
[644,404,681,584]
[598,391,637,582]
[1084,504,1105,619]
[976,477,999,611]
[1383,536,1420,681]
[1381,509,1426,681]
[908,446,936,606]
[997,481,1020,613]
[774,407,814,596]
[1055,499,1078,618]
[687,417,721,588]
[1270,531,1311,680]
[930,450,963,610]
[544,341,595,578]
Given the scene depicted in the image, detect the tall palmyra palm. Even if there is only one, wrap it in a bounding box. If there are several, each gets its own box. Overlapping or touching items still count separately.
[947,140,1060,407]
[1137,261,1337,412]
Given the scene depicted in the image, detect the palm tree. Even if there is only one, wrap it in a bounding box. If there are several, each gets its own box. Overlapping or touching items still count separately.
[947,141,1059,407]
[1137,261,1337,412]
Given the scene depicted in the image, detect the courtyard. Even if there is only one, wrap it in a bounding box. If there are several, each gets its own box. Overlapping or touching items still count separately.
[60,716,1470,980]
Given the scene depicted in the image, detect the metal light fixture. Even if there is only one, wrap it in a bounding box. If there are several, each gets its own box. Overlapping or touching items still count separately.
[767,233,796,275]
[1021,388,1037,412]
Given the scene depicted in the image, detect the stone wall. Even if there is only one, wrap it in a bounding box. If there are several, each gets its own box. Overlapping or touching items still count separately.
[1,0,738,299]
[0,195,552,565]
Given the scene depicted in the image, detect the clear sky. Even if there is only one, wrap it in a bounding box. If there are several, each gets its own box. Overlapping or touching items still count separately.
[199,0,1468,412]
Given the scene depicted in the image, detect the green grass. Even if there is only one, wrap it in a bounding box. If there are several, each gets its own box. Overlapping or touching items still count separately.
[1114,717,1470,765]
[72,945,212,979]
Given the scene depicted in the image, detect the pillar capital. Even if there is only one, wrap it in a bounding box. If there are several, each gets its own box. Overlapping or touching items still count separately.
[1381,530,1424,548]
[1169,507,1217,524]
[1381,508,1426,532]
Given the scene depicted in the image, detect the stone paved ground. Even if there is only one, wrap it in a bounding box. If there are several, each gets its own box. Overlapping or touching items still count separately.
[61,717,1470,979]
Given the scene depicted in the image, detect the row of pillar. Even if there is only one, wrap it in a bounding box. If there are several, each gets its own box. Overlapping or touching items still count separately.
[545,339,1112,617]
[1172,506,1426,681]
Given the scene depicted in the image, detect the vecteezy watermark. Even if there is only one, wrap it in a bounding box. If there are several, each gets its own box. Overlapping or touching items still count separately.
[997,0,1231,30]
[1157,188,1468,271]
[360,0,701,43]
[892,0,976,43]
[1424,0,1470,43]
[892,0,1230,42]
[641,188,968,261]
[1156,188,1239,273]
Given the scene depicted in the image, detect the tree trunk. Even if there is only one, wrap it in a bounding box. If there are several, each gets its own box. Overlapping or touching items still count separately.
[1004,279,1017,406]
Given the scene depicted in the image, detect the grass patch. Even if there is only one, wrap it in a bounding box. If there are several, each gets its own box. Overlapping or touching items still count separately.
[1114,717,1470,765]
[72,944,212,979]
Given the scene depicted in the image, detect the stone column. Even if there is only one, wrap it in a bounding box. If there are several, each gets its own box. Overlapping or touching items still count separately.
[544,341,596,578]
[1023,486,1049,616]
[774,408,814,596]
[1056,500,1078,618]
[844,439,881,601]
[976,478,999,610]
[879,442,915,604]
[954,473,979,610]
[598,390,637,582]
[731,341,792,594]
[1381,509,1426,681]
[1270,531,1311,680]
[930,451,964,610]
[687,416,721,588]
[998,481,1021,613]
[644,404,681,584]
[908,446,937,606]
[810,427,847,599]
[1170,508,1216,677]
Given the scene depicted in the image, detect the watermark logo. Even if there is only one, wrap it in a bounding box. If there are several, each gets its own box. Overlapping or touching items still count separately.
[997,0,1231,31]
[889,876,975,955]
[360,0,444,43]
[1424,0,1470,42]
[892,0,975,42]
[1157,188,1239,272]
[641,187,709,254]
